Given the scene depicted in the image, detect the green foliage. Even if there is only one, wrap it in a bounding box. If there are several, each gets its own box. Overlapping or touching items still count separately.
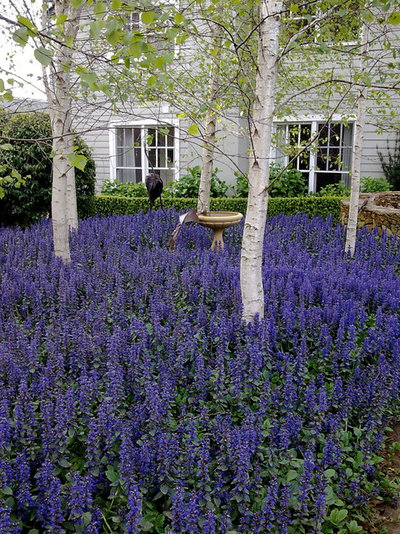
[101,179,148,197]
[269,163,308,198]
[378,133,400,190]
[94,195,342,221]
[234,164,308,198]
[360,176,392,193]
[316,182,351,197]
[165,166,230,198]
[234,172,249,198]
[0,111,95,226]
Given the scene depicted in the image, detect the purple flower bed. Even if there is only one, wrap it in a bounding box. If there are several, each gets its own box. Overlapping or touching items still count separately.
[1,210,400,533]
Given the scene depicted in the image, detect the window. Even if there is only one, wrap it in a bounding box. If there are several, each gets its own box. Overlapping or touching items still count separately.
[112,124,178,185]
[274,120,354,192]
[119,4,175,56]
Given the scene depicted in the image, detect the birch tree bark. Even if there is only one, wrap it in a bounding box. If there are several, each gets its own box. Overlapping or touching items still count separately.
[240,0,282,323]
[345,20,370,258]
[42,0,82,263]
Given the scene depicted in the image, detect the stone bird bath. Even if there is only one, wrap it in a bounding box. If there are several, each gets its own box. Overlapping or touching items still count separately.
[168,209,243,251]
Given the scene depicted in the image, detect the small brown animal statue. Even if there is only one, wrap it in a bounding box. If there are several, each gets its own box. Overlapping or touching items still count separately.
[145,173,163,210]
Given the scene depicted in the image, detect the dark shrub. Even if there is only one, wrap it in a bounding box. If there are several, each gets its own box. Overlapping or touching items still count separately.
[0,110,95,226]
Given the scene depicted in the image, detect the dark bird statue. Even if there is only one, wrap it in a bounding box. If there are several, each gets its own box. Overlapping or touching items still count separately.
[145,173,163,211]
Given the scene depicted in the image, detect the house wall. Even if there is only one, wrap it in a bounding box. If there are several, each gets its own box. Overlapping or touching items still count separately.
[72,5,400,194]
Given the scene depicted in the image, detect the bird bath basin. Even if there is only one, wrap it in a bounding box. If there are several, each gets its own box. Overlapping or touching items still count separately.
[197,211,243,251]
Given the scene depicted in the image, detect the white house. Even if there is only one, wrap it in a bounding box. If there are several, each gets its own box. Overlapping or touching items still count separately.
[66,3,400,193]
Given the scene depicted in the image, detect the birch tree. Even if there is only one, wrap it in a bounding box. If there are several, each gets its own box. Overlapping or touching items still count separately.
[240,0,282,323]
[345,19,370,258]
[42,1,84,263]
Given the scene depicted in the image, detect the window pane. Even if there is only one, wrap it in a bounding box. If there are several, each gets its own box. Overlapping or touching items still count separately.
[300,125,311,143]
[116,129,124,146]
[328,148,340,170]
[316,172,341,192]
[148,148,157,168]
[157,130,166,146]
[134,148,142,167]
[329,124,341,147]
[341,147,352,171]
[317,148,327,170]
[299,151,310,170]
[125,128,133,147]
[167,128,174,147]
[159,149,166,167]
[167,149,174,166]
[148,128,156,146]
[117,168,142,183]
[318,124,328,146]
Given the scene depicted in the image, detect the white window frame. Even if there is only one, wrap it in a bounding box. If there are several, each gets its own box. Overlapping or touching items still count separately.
[109,118,180,183]
[273,115,355,193]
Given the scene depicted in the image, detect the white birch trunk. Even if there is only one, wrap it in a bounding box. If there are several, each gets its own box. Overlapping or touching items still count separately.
[240,0,282,324]
[345,22,369,258]
[197,105,217,213]
[42,1,82,263]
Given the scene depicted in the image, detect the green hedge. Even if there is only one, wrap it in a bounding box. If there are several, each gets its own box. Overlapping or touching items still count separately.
[94,195,342,220]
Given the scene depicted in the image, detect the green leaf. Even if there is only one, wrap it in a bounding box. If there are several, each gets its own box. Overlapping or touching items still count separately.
[174,12,185,24]
[128,41,144,58]
[112,0,122,9]
[90,20,104,40]
[329,508,348,525]
[286,469,299,481]
[105,468,119,483]
[154,56,166,70]
[70,0,84,6]
[361,9,374,22]
[348,520,363,533]
[0,144,13,151]
[11,169,22,180]
[17,15,36,31]
[188,123,199,135]
[79,70,99,87]
[142,11,155,24]
[27,530,40,534]
[147,75,157,87]
[324,469,336,479]
[94,1,106,16]
[34,46,53,67]
[67,152,87,171]
[13,27,29,47]
[388,11,400,24]
[56,14,68,26]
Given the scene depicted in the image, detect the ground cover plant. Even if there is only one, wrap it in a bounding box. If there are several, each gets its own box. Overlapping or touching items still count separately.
[1,210,400,533]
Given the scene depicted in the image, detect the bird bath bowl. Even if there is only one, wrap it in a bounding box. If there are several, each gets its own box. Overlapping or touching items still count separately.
[197,211,243,251]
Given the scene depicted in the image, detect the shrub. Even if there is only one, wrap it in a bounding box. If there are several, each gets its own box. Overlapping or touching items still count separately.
[378,133,400,190]
[316,182,351,197]
[165,166,230,198]
[94,194,342,221]
[0,110,95,226]
[234,163,308,198]
[360,176,392,193]
[101,179,148,197]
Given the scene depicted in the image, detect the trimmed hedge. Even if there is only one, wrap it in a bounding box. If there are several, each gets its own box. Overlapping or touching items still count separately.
[94,195,342,220]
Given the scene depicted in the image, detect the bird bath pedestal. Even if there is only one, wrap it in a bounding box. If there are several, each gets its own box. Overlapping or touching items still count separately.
[197,211,243,251]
